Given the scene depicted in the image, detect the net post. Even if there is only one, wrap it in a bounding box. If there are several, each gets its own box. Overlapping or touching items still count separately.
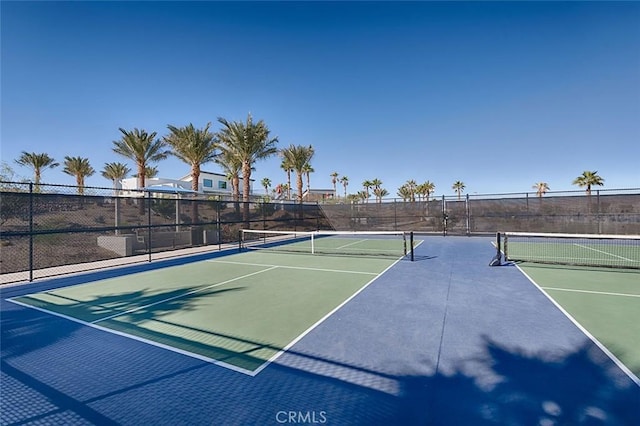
[238,229,242,252]
[489,232,502,266]
[311,233,315,254]
[410,231,414,261]
[403,232,407,256]
[503,233,508,261]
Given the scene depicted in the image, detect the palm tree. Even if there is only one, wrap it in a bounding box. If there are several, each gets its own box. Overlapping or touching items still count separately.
[215,148,242,203]
[533,182,550,198]
[14,151,59,192]
[405,179,417,202]
[62,156,95,195]
[164,123,218,192]
[112,128,169,190]
[132,166,159,179]
[280,144,315,203]
[261,177,272,197]
[370,178,383,202]
[164,122,218,226]
[452,181,465,200]
[339,176,349,199]
[275,183,289,200]
[362,180,373,203]
[346,193,360,204]
[418,181,435,201]
[280,157,294,200]
[373,187,388,203]
[397,185,411,202]
[102,162,130,235]
[101,162,131,190]
[330,172,339,199]
[572,171,604,196]
[416,182,426,202]
[356,190,368,203]
[216,114,279,221]
[420,180,436,213]
[302,163,314,196]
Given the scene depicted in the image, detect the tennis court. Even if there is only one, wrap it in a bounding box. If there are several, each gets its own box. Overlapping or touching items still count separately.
[501,232,640,376]
[515,263,640,374]
[8,233,410,375]
[2,234,639,425]
[503,232,640,269]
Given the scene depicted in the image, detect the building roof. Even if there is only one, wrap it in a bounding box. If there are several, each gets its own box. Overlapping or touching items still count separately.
[180,170,254,182]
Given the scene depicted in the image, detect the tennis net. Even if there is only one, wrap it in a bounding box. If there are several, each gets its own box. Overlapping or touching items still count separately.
[240,229,414,259]
[502,232,640,269]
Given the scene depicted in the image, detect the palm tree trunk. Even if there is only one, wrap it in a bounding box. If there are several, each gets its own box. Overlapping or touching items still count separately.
[233,176,240,216]
[242,162,251,223]
[297,173,304,204]
[137,163,146,215]
[191,167,200,225]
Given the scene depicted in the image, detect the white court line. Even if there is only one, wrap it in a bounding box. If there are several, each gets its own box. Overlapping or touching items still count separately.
[6,297,257,376]
[574,243,635,262]
[335,239,367,250]
[206,259,378,275]
[251,255,406,376]
[92,266,279,324]
[542,286,640,298]
[516,265,640,387]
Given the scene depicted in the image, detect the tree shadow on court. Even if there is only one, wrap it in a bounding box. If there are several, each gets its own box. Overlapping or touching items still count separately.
[3,301,640,424]
[477,339,640,425]
[1,299,85,360]
[1,285,245,360]
[259,335,639,425]
[85,285,246,324]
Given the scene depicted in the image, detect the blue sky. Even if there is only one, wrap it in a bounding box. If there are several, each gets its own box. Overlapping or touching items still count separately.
[2,1,639,197]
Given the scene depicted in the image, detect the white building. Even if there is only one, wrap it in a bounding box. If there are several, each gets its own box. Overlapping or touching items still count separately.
[180,170,253,196]
[120,170,254,198]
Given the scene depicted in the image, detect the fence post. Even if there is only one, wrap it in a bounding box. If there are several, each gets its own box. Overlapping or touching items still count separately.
[147,191,152,262]
[442,195,447,236]
[465,193,470,236]
[115,194,121,235]
[394,200,397,231]
[29,182,34,282]
[597,190,601,234]
[216,201,221,250]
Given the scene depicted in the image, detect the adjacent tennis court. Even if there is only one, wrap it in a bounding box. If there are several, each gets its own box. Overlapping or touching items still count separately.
[503,232,640,269]
[500,232,640,376]
[514,263,640,376]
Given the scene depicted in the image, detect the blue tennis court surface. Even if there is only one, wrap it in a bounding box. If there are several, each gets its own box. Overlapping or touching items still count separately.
[2,236,639,425]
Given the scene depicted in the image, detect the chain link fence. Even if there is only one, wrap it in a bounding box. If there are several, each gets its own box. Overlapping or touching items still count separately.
[318,188,640,235]
[0,182,329,282]
[1,182,638,282]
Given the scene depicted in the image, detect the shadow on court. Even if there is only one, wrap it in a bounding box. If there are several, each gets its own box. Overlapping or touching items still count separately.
[11,285,246,325]
[2,295,639,425]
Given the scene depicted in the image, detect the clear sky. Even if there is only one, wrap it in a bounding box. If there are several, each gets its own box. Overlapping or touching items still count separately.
[2,1,639,197]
